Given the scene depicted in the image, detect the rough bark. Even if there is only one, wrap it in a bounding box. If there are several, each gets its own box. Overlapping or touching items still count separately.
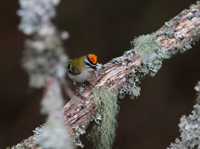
[64,4,200,134]
[14,3,200,149]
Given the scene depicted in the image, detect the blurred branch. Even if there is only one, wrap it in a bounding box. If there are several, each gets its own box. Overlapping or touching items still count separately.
[167,81,200,149]
[12,1,200,149]
[10,0,74,149]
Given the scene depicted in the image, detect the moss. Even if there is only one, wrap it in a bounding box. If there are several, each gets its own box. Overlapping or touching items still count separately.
[88,86,119,149]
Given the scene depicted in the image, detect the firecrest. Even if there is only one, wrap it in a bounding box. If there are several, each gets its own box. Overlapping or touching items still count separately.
[66,54,97,83]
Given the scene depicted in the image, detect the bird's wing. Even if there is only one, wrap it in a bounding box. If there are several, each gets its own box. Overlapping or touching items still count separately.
[67,60,82,75]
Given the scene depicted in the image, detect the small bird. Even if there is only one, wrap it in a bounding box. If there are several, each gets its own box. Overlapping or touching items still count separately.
[66,54,97,83]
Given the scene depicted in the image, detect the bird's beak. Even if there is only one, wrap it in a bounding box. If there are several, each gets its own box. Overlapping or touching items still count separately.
[91,65,96,70]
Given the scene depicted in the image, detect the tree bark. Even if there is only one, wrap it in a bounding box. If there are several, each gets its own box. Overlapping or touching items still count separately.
[14,3,200,149]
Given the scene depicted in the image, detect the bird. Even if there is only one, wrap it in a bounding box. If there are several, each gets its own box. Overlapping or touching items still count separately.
[66,54,97,84]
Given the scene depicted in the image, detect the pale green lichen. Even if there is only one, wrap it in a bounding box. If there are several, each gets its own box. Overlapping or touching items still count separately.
[37,80,74,149]
[188,12,200,20]
[76,85,85,94]
[173,9,189,21]
[175,32,185,40]
[193,28,200,37]
[119,33,178,99]
[165,22,173,27]
[181,43,192,53]
[119,67,142,99]
[173,15,181,20]
[88,86,119,149]
[8,144,26,149]
[168,82,200,149]
[96,63,105,71]
[72,124,87,148]
[156,29,174,39]
[144,58,163,76]
[91,114,102,125]
[110,50,135,64]
[180,9,188,16]
[131,33,164,76]
[131,34,161,62]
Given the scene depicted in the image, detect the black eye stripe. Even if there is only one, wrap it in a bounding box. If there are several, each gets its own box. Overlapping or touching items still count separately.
[86,62,91,66]
[87,55,96,64]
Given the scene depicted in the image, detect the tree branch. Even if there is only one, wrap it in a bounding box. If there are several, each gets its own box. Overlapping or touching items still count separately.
[64,1,200,138]
[13,2,200,149]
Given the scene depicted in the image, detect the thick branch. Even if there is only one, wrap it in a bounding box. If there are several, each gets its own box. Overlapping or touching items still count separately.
[17,2,200,149]
[64,3,200,132]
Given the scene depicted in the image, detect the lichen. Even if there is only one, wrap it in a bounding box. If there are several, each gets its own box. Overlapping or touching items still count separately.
[22,28,68,88]
[8,144,26,149]
[131,34,161,62]
[188,12,200,20]
[181,43,192,53]
[193,28,200,37]
[71,124,87,148]
[165,22,173,27]
[88,86,119,149]
[9,123,48,149]
[91,114,102,125]
[119,33,178,99]
[37,80,74,149]
[76,85,85,94]
[173,15,181,20]
[119,67,141,99]
[156,29,174,39]
[17,0,60,35]
[168,82,200,149]
[18,0,68,88]
[96,63,105,72]
[110,50,135,64]
[173,9,189,21]
[175,32,185,40]
[180,9,188,16]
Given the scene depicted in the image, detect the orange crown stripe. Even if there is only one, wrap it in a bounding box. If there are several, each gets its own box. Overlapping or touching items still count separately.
[88,54,97,64]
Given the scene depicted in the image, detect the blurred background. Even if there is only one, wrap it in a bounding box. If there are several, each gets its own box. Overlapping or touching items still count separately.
[0,0,200,148]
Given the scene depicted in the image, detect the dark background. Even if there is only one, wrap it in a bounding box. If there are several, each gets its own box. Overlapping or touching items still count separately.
[0,0,199,148]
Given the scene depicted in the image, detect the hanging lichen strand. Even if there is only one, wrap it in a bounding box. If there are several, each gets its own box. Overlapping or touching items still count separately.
[167,81,200,149]
[88,86,119,149]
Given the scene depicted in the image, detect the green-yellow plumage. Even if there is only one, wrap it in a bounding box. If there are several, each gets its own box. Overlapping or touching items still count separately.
[67,54,97,83]
[67,55,86,75]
